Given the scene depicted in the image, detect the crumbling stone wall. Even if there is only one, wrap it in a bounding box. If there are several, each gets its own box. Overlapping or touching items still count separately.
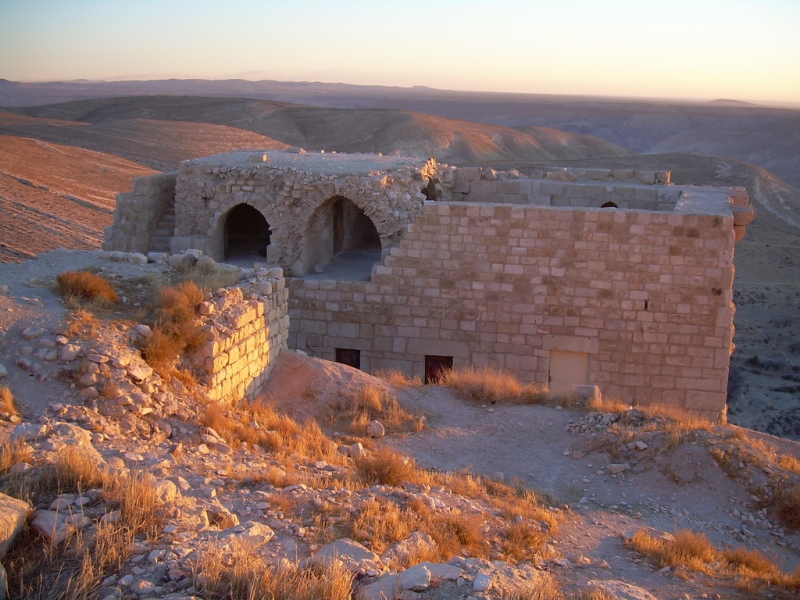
[168,153,430,274]
[191,268,289,402]
[289,201,738,420]
[104,173,176,253]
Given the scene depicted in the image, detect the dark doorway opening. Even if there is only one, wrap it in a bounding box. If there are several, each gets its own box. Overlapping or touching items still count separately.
[304,196,382,280]
[600,201,618,209]
[224,204,270,262]
[425,355,453,384]
[333,196,381,254]
[335,348,361,370]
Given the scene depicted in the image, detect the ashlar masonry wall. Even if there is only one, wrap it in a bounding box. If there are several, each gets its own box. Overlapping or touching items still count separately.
[191,269,289,402]
[288,202,736,420]
[103,173,177,253]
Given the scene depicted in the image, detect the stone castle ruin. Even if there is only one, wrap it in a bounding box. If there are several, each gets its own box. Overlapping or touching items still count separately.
[104,150,756,420]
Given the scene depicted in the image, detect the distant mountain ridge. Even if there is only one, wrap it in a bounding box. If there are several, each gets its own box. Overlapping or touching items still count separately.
[1,95,632,167]
[1,78,797,187]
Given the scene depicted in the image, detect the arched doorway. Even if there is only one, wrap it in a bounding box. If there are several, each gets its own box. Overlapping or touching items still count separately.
[304,196,381,279]
[224,204,270,262]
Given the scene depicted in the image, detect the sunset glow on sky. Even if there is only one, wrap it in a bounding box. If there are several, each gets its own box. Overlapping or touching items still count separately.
[1,0,798,104]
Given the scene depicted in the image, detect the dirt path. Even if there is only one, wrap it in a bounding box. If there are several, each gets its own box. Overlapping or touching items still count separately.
[388,386,800,599]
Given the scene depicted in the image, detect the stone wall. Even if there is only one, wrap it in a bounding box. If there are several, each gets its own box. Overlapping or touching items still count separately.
[168,152,431,274]
[191,268,289,402]
[446,166,680,210]
[103,173,176,253]
[288,201,737,420]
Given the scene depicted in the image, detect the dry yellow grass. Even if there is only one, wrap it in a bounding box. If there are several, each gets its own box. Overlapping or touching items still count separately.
[0,441,31,475]
[440,366,542,404]
[59,309,99,338]
[4,448,164,600]
[327,384,424,435]
[375,369,422,387]
[772,483,800,530]
[194,539,353,600]
[628,527,800,592]
[200,401,346,467]
[56,270,119,305]
[354,447,417,486]
[140,280,208,376]
[0,384,18,415]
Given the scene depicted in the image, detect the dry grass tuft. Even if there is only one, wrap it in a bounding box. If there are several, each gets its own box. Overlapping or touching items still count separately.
[327,384,424,435]
[440,366,542,404]
[778,454,800,475]
[140,280,208,376]
[375,369,422,387]
[628,527,799,591]
[501,521,548,561]
[4,447,164,600]
[60,309,99,338]
[200,401,345,467]
[355,447,417,486]
[56,271,119,305]
[194,539,353,600]
[0,441,32,475]
[772,483,800,530]
[1,384,19,415]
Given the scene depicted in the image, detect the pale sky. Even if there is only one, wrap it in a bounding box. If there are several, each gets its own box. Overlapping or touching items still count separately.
[1,0,798,104]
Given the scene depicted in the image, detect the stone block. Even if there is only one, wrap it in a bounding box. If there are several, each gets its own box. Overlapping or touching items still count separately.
[0,493,29,556]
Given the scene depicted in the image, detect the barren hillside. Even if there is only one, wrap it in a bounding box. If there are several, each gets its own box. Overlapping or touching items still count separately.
[2,96,632,166]
[0,135,156,263]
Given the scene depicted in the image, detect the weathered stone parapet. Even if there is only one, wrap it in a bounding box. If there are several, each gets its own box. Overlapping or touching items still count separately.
[190,267,289,403]
[103,173,176,253]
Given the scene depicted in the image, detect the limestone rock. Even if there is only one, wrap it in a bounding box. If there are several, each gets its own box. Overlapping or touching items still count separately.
[382,531,437,565]
[311,538,381,574]
[0,493,29,556]
[10,423,47,442]
[31,510,69,543]
[128,253,148,265]
[367,420,385,438]
[473,573,493,592]
[586,579,658,600]
[349,442,366,458]
[60,344,81,361]
[0,363,7,379]
[399,564,431,591]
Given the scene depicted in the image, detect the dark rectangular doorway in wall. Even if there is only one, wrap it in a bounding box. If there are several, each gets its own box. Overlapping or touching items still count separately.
[335,348,361,370]
[425,355,453,384]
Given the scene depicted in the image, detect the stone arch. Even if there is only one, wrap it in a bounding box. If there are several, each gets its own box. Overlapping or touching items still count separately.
[302,195,381,276]
[222,203,271,262]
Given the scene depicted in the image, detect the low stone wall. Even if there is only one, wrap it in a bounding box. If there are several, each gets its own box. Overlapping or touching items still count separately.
[448,167,680,210]
[191,269,289,402]
[103,173,177,253]
[288,201,737,420]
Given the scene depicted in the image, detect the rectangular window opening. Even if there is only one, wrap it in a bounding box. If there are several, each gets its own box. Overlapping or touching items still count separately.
[335,348,361,370]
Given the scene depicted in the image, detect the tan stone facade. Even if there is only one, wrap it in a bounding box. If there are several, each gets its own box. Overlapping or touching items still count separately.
[105,150,756,419]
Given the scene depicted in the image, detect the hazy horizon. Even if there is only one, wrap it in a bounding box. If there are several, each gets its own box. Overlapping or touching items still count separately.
[1,0,798,106]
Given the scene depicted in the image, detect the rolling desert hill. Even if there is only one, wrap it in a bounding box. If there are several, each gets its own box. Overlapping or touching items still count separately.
[1,95,633,167]
[0,110,288,172]
[4,79,795,186]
